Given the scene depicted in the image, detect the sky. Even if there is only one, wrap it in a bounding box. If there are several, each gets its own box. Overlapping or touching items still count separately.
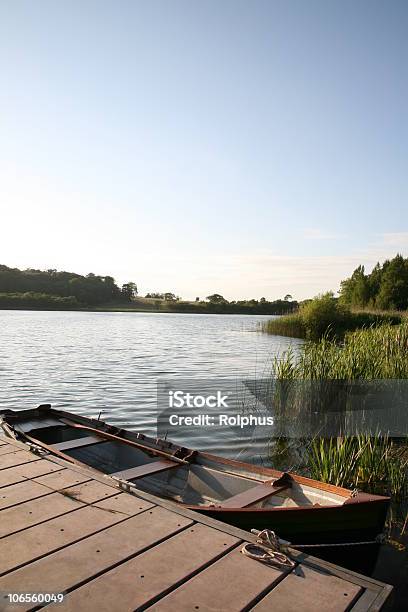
[0,0,407,301]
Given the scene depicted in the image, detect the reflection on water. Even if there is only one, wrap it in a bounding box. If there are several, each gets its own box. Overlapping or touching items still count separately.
[0,310,302,460]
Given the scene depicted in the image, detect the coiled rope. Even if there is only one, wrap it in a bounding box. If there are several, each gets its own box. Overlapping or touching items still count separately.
[241,529,296,569]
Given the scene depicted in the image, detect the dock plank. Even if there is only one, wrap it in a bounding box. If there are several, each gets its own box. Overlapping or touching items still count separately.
[0,494,154,575]
[0,506,193,612]
[148,546,288,611]
[0,492,85,538]
[0,481,121,538]
[33,468,91,490]
[0,470,91,510]
[0,450,40,470]
[0,445,24,456]
[0,480,72,511]
[54,480,119,505]
[55,524,240,611]
[250,565,362,612]
[0,459,64,488]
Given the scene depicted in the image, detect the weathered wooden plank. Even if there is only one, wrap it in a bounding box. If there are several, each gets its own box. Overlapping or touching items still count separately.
[288,550,392,592]
[0,450,40,470]
[147,546,287,611]
[91,491,157,517]
[0,480,121,538]
[33,468,91,490]
[0,480,68,511]
[56,524,240,611]
[350,589,385,612]
[0,445,23,456]
[111,460,180,481]
[56,480,119,505]
[0,492,84,538]
[0,458,64,489]
[0,470,91,510]
[219,482,288,508]
[52,436,102,451]
[0,494,154,575]
[0,506,193,611]
[250,564,362,612]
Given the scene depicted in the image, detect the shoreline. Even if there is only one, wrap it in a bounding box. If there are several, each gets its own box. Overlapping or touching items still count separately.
[0,306,279,316]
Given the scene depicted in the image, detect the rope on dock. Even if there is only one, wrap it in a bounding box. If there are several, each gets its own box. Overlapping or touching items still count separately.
[241,529,296,568]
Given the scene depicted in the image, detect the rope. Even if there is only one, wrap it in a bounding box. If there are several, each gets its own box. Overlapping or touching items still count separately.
[241,529,296,569]
[293,535,385,549]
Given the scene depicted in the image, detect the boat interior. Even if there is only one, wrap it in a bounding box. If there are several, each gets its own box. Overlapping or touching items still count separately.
[1,409,348,510]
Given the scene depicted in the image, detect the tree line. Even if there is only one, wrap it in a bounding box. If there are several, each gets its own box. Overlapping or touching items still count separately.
[339,254,408,310]
[0,264,298,314]
[0,265,137,306]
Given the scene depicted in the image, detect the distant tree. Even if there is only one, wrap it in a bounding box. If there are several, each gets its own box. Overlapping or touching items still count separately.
[121,282,138,301]
[339,265,369,307]
[195,297,200,302]
[146,292,164,299]
[375,255,408,310]
[206,293,227,304]
[284,294,293,301]
[164,292,177,301]
[339,255,408,311]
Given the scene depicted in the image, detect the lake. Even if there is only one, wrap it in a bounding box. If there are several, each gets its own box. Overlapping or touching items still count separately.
[0,310,302,461]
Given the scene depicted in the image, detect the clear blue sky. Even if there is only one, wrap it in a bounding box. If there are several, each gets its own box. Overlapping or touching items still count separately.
[1,0,407,300]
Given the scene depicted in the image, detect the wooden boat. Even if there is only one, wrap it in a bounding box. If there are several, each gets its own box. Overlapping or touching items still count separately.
[0,404,389,570]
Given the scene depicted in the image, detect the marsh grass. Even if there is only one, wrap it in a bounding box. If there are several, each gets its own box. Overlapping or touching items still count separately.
[267,321,408,536]
[272,321,408,380]
[307,434,407,498]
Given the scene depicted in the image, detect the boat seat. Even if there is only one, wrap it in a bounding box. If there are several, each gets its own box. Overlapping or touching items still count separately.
[219,475,292,509]
[111,459,181,481]
[52,435,103,451]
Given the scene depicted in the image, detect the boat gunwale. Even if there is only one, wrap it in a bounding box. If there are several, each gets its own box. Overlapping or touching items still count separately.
[184,495,390,514]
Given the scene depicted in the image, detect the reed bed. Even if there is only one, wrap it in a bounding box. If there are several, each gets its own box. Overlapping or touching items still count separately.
[268,321,408,535]
[272,321,408,380]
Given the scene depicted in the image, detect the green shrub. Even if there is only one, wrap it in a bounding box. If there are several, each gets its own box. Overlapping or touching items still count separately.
[263,293,401,340]
[0,292,80,309]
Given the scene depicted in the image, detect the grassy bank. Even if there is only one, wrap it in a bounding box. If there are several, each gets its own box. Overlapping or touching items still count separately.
[262,293,402,340]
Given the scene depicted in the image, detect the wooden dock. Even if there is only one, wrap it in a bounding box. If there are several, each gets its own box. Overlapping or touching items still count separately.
[0,435,392,611]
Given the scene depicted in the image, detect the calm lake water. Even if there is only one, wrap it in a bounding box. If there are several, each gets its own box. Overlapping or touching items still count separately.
[0,310,302,461]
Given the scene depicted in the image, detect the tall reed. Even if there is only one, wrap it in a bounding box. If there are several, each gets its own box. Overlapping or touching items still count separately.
[272,321,408,380]
[270,322,408,532]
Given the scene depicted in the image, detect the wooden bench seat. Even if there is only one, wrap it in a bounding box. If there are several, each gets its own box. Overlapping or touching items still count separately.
[219,476,292,509]
[52,435,103,452]
[111,459,181,481]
